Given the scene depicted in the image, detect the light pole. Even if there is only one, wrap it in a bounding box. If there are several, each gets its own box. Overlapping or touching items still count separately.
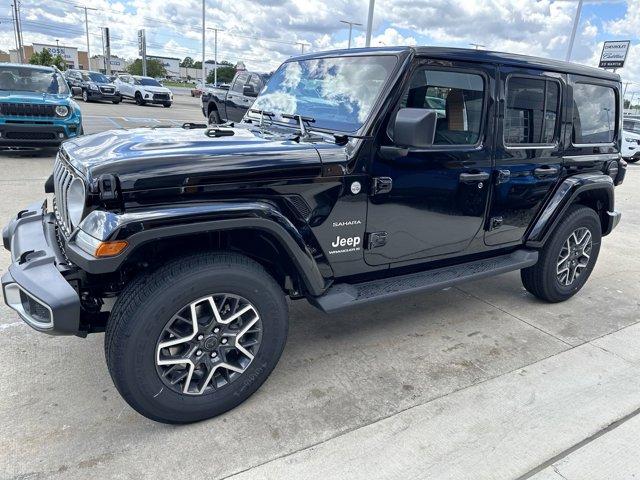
[296,42,308,54]
[202,0,206,87]
[76,7,97,64]
[469,43,485,50]
[365,0,375,47]
[340,20,362,49]
[207,27,223,86]
[565,0,583,61]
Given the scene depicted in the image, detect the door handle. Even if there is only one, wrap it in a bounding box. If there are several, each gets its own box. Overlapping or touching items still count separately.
[534,166,559,178]
[459,172,490,184]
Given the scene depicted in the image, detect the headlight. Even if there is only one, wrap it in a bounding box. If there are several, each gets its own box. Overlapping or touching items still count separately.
[89,83,99,91]
[55,105,69,117]
[67,177,86,228]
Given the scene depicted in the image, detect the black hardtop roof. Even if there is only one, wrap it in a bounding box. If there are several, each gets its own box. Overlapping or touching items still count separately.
[292,46,620,82]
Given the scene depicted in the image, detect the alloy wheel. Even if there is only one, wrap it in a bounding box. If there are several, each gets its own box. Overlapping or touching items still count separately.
[155,294,262,395]
[556,227,592,286]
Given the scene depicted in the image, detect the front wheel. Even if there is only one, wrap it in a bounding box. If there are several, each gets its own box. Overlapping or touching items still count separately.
[163,102,172,108]
[82,90,90,102]
[521,205,601,303]
[135,92,146,106]
[105,252,288,423]
[627,157,639,163]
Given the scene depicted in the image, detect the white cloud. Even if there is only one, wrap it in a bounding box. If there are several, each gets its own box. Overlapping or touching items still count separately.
[0,0,637,87]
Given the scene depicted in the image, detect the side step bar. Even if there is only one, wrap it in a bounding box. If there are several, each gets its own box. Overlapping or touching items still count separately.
[311,249,538,313]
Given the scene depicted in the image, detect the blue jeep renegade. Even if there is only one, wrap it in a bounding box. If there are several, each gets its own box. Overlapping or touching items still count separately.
[0,63,83,148]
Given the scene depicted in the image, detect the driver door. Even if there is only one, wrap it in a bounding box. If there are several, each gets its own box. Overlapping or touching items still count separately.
[365,61,496,266]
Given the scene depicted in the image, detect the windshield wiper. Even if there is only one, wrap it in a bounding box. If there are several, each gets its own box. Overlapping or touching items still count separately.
[281,113,317,140]
[249,108,275,130]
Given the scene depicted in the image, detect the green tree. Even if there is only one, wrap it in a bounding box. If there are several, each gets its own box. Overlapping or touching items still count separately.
[180,56,194,68]
[127,58,167,78]
[28,50,66,70]
[207,65,235,84]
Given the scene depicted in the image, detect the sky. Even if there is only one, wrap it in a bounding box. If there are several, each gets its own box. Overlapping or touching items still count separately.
[1,0,639,93]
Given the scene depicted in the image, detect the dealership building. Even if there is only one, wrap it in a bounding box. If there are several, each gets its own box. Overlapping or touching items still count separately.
[9,44,89,69]
[147,56,181,78]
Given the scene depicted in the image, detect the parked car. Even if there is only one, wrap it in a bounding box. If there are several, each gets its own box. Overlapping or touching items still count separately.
[0,63,83,148]
[64,69,121,104]
[622,117,640,163]
[2,47,625,424]
[114,75,173,107]
[201,71,270,123]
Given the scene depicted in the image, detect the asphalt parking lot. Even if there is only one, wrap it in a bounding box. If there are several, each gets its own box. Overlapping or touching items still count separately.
[1,95,639,479]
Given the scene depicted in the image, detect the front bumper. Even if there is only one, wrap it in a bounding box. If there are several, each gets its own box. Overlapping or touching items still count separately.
[87,90,121,101]
[0,122,81,147]
[1,201,81,335]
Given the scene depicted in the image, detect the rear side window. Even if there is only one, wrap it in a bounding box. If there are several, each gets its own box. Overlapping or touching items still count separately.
[231,73,249,93]
[572,84,616,144]
[504,77,560,145]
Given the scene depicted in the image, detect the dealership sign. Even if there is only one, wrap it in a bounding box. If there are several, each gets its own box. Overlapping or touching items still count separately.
[599,40,630,69]
[33,43,78,66]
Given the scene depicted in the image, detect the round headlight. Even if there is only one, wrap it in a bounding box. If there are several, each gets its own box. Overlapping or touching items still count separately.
[67,178,86,228]
[55,105,69,117]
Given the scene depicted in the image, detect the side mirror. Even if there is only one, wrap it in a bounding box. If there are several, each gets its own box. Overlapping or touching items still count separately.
[394,108,437,148]
[243,84,257,97]
[71,86,82,96]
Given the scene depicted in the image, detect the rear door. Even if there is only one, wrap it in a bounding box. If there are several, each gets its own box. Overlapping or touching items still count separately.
[485,68,565,245]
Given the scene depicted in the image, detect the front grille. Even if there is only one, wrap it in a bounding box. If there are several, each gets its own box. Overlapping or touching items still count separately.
[5,131,57,140]
[153,93,170,101]
[0,102,56,117]
[53,152,80,237]
[100,86,115,94]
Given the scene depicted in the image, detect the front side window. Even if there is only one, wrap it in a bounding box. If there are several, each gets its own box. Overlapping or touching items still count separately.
[573,84,616,144]
[505,77,560,145]
[394,68,485,145]
[0,66,69,95]
[135,77,162,87]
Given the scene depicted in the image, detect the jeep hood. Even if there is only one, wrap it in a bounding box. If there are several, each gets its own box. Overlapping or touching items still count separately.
[0,91,71,104]
[61,126,336,191]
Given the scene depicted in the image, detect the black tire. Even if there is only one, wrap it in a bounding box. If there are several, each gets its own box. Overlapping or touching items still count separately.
[112,98,121,104]
[627,158,639,163]
[82,90,90,102]
[208,109,222,125]
[105,252,288,424]
[521,205,601,303]
[163,102,171,108]
[135,92,145,106]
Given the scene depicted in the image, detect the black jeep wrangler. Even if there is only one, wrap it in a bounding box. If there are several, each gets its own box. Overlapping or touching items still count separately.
[2,47,626,423]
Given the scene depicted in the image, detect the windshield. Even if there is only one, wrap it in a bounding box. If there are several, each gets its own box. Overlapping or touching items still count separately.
[250,55,398,132]
[135,78,162,87]
[0,66,69,94]
[83,72,110,83]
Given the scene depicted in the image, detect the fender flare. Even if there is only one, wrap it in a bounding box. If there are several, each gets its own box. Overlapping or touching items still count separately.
[526,172,615,248]
[65,201,329,296]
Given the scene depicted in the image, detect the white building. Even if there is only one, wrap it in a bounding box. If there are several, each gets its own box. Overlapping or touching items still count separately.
[147,56,181,78]
[90,55,130,74]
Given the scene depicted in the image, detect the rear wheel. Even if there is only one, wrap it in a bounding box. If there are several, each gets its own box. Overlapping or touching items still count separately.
[521,205,601,302]
[105,252,288,423]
